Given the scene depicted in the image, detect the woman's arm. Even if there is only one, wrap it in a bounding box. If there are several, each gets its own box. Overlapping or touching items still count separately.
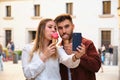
[57,46,80,68]
[21,44,45,79]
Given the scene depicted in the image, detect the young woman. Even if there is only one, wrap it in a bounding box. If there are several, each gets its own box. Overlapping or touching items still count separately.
[22,18,81,80]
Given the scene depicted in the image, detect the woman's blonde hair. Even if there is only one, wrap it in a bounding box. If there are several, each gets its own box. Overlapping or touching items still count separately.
[0,43,3,53]
[29,18,58,61]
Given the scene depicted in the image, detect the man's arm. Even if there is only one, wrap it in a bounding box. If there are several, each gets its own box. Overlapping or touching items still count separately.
[80,41,101,72]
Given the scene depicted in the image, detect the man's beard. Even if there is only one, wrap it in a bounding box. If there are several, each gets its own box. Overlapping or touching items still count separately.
[61,33,72,41]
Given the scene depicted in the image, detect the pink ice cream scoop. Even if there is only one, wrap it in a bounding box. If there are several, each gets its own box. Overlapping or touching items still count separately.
[51,32,59,44]
[52,32,59,39]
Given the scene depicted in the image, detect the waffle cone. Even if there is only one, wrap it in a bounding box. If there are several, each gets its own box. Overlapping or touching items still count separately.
[52,38,57,44]
[64,40,69,45]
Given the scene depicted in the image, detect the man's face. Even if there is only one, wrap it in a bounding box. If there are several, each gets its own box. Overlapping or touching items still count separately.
[57,19,74,41]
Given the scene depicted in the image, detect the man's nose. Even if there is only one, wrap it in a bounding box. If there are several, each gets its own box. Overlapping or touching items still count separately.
[63,28,66,33]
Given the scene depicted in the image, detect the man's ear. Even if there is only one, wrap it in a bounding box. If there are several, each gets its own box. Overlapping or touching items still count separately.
[72,24,75,29]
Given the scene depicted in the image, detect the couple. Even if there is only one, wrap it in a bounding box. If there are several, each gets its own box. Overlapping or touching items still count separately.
[21,14,101,80]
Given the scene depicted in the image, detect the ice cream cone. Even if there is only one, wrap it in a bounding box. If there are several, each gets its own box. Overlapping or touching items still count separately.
[51,32,59,44]
[52,38,57,44]
[64,40,69,45]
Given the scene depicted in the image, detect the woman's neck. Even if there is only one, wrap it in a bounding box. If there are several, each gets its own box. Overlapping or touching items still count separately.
[43,39,50,49]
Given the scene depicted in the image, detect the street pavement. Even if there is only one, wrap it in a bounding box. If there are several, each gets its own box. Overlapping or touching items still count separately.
[0,60,25,80]
[96,65,119,80]
[0,60,119,80]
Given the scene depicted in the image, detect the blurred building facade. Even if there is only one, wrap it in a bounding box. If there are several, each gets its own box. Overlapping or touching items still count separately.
[0,0,119,51]
[117,0,120,79]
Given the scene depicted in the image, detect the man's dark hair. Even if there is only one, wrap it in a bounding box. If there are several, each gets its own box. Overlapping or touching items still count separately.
[54,14,73,25]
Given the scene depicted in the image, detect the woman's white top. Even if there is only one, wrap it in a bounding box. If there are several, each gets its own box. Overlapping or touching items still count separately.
[22,43,80,80]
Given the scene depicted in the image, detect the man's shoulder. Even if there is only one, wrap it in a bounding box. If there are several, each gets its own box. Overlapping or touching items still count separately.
[82,37,93,43]
[82,37,96,48]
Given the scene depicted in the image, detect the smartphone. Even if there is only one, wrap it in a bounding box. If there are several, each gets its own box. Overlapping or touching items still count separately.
[72,33,82,51]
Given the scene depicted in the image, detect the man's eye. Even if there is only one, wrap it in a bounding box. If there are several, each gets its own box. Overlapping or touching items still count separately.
[65,25,69,28]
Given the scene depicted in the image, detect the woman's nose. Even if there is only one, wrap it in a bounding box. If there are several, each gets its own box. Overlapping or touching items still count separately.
[52,28,55,31]
[52,28,56,32]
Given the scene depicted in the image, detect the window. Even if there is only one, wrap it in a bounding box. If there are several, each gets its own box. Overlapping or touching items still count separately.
[103,1,111,14]
[6,5,11,17]
[28,31,36,43]
[34,5,40,16]
[101,30,111,50]
[32,31,36,40]
[66,3,73,15]
[5,30,11,46]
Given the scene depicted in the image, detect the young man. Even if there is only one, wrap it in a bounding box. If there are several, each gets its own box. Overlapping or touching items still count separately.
[54,14,101,80]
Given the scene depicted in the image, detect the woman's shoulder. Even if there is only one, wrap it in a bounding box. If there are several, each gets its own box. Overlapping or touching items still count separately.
[23,42,34,51]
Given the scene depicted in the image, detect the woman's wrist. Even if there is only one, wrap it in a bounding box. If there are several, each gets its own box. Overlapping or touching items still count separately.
[40,53,47,62]
[74,54,79,60]
[72,54,79,62]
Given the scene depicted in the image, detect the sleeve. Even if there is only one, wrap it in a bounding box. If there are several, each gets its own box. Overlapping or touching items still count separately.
[57,46,80,68]
[80,41,101,72]
[21,44,45,79]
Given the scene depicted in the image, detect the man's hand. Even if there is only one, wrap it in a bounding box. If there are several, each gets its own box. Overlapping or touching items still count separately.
[74,43,86,59]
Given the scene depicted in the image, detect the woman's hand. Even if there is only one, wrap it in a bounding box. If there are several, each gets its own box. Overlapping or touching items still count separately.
[44,43,56,58]
[40,43,56,62]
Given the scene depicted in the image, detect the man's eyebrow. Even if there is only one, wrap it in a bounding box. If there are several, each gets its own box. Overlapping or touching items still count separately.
[64,24,69,27]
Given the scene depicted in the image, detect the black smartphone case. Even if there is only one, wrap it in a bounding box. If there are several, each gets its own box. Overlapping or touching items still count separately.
[72,33,82,51]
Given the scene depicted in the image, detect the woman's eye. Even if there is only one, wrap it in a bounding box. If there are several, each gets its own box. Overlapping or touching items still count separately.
[48,26,52,28]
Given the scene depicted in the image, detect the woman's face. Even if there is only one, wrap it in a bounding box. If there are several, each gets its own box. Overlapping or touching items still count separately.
[44,20,57,41]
